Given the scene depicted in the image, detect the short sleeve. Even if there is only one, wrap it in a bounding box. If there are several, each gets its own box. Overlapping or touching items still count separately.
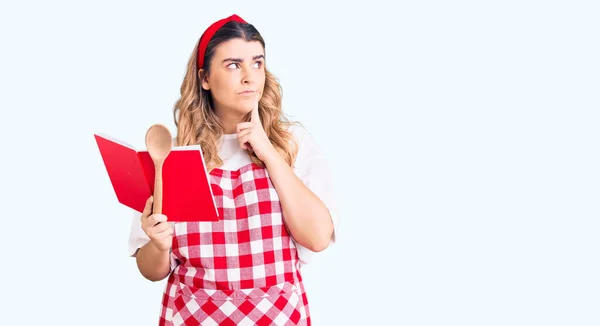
[128,210,149,257]
[289,125,340,266]
[128,211,178,272]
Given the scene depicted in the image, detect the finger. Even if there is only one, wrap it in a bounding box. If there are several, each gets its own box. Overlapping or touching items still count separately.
[142,196,153,219]
[237,128,252,140]
[148,220,172,237]
[237,128,252,150]
[147,213,167,226]
[160,223,175,235]
[236,122,253,133]
[151,225,174,241]
[152,220,171,234]
[238,134,251,150]
[251,95,261,125]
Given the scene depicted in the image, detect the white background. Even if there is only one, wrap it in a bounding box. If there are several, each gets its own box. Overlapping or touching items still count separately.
[1,1,599,325]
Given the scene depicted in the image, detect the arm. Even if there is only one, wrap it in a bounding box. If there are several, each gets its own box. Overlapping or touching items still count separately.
[263,153,334,252]
[236,96,336,252]
[132,196,174,282]
[135,242,171,282]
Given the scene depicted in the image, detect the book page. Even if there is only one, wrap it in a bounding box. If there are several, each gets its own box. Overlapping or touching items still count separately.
[94,133,138,151]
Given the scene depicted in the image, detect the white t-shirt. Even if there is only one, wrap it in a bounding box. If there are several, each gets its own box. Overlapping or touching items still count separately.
[128,124,339,267]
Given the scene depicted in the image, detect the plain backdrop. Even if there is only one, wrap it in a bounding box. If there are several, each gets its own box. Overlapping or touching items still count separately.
[1,1,599,325]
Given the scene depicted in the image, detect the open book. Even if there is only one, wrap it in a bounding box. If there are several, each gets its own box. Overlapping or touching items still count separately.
[94,133,219,222]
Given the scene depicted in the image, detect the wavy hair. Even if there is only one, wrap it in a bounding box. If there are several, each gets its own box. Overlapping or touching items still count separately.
[172,21,298,172]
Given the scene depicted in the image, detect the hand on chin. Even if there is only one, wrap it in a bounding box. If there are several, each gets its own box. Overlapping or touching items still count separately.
[235,93,277,163]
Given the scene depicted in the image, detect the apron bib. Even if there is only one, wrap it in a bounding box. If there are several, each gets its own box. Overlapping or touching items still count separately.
[158,163,310,326]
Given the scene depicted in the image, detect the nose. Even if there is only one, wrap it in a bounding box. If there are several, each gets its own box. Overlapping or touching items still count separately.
[241,66,254,85]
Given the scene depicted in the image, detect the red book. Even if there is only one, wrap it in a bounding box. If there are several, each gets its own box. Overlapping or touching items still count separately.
[94,133,219,222]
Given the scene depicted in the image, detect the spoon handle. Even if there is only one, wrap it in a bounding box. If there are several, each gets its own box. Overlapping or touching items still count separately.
[153,162,163,214]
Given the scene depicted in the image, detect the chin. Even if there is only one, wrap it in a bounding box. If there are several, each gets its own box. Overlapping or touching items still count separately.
[237,102,255,113]
[224,98,256,116]
[225,105,250,117]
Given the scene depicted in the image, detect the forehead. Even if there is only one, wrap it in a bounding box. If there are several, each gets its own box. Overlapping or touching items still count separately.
[213,38,264,59]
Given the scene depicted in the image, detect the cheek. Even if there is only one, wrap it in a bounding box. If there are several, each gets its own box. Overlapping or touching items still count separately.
[211,76,235,103]
[258,74,266,92]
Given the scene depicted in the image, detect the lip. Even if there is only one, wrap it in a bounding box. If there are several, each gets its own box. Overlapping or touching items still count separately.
[239,90,256,95]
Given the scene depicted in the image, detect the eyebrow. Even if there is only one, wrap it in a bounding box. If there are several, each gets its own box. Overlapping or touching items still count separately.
[222,55,265,63]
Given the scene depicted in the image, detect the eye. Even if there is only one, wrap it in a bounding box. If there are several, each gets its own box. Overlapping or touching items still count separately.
[252,61,263,69]
[227,63,240,69]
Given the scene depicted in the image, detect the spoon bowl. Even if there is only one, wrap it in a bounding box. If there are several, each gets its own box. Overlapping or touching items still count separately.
[145,124,173,215]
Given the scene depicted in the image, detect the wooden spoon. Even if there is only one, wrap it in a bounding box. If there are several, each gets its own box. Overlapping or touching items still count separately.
[145,124,172,215]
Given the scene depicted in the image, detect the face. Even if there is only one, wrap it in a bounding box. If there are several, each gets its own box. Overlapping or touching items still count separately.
[201,38,266,117]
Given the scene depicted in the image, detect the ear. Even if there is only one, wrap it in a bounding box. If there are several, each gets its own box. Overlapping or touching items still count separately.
[198,69,210,90]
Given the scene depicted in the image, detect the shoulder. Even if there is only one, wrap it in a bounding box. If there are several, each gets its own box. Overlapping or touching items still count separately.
[283,122,327,170]
[286,122,309,143]
[285,122,316,153]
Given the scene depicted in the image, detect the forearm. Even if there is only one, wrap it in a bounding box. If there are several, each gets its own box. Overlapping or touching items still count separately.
[135,241,171,282]
[264,153,334,252]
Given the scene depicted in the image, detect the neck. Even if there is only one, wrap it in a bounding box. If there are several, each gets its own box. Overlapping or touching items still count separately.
[215,106,246,134]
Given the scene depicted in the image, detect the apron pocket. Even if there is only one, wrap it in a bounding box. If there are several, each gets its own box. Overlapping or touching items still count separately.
[177,281,300,301]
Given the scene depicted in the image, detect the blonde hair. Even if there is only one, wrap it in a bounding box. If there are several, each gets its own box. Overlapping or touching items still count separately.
[172,40,298,172]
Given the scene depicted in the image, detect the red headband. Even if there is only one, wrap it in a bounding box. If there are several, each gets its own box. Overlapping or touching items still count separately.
[197,14,248,69]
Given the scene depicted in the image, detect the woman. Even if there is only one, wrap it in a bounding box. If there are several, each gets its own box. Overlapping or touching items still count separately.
[128,14,338,325]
